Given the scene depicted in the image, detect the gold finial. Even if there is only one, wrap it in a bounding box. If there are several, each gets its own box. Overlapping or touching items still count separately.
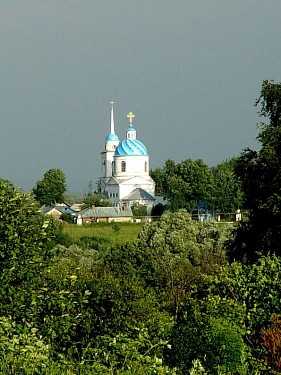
[110,100,115,108]
[127,111,135,124]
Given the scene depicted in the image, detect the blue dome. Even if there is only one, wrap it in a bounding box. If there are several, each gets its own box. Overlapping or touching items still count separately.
[106,133,119,141]
[114,139,148,156]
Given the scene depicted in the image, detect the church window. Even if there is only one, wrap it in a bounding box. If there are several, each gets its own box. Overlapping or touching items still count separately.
[112,161,115,173]
[121,161,126,172]
[144,161,147,172]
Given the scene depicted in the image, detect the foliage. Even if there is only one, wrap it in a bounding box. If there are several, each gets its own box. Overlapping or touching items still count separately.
[0,316,52,374]
[151,203,166,217]
[210,157,244,212]
[126,210,230,319]
[112,221,121,233]
[33,168,67,206]
[0,181,55,319]
[131,202,148,217]
[233,80,281,260]
[60,212,74,223]
[169,296,247,374]
[150,167,165,196]
[151,158,243,213]
[63,222,143,247]
[1,172,277,374]
[261,313,281,372]
[167,254,281,374]
[83,193,112,208]
[162,159,214,211]
[202,255,281,373]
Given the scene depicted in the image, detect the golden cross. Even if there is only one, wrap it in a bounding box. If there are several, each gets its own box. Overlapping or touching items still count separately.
[127,111,135,124]
[110,100,115,108]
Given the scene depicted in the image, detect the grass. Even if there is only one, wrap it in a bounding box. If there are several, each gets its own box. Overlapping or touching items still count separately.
[63,222,144,247]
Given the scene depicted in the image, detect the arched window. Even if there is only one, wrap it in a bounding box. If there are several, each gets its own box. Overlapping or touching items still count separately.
[121,161,126,172]
[112,161,116,174]
[144,161,147,172]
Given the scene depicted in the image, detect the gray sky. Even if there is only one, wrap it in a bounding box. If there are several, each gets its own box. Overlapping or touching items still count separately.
[1,1,280,193]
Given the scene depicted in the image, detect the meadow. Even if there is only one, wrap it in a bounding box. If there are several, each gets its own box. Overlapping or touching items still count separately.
[63,222,144,247]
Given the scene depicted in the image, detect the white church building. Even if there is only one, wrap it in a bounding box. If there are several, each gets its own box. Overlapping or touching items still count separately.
[101,102,155,212]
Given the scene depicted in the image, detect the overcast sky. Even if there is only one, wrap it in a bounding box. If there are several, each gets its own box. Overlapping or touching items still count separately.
[1,1,280,193]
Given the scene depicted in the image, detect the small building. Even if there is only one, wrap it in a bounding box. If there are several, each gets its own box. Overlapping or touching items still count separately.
[76,206,133,224]
[122,187,155,214]
[41,205,76,221]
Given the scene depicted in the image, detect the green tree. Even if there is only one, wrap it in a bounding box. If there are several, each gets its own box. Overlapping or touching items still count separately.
[232,80,281,260]
[33,168,67,206]
[131,202,148,216]
[162,159,214,212]
[210,158,244,213]
[131,210,229,319]
[170,296,247,374]
[150,167,165,196]
[0,181,56,320]
[83,193,112,208]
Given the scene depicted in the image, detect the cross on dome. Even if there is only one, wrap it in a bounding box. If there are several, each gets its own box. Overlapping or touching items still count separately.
[127,111,135,125]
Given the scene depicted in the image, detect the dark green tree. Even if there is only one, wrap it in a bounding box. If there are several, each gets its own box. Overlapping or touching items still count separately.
[210,158,244,213]
[33,168,67,206]
[162,159,214,211]
[150,167,165,196]
[232,80,281,261]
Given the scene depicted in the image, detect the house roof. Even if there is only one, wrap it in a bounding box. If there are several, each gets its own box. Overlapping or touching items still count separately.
[41,206,61,215]
[78,206,133,218]
[41,205,76,215]
[55,206,76,214]
[122,188,155,201]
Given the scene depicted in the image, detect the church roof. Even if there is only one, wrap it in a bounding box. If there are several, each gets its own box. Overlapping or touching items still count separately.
[106,133,119,141]
[122,188,155,201]
[114,139,148,156]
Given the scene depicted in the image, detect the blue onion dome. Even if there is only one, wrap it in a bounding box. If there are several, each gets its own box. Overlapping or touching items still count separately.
[106,133,119,141]
[115,139,148,156]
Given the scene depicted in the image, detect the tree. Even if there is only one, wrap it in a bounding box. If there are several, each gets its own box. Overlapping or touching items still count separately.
[210,158,244,213]
[0,180,59,320]
[83,193,112,208]
[232,80,281,260]
[33,168,67,206]
[131,202,147,217]
[150,167,165,196]
[162,159,214,212]
[132,210,229,319]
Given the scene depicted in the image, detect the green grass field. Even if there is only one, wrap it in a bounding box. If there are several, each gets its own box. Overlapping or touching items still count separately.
[63,222,144,247]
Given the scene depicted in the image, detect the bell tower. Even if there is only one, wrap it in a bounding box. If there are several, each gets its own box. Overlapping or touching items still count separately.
[100,101,119,195]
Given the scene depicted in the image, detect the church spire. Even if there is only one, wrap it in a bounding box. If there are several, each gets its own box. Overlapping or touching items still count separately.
[110,100,115,135]
[105,100,119,142]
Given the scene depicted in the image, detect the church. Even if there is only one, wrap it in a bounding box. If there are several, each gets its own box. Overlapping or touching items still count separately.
[100,102,155,213]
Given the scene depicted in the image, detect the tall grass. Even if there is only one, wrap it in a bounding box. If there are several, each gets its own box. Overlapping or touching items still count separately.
[63,222,144,247]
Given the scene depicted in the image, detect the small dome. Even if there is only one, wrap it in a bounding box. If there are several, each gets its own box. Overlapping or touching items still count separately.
[106,133,119,141]
[115,139,148,156]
